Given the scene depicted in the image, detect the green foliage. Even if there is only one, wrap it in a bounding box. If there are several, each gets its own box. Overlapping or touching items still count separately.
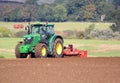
[0,0,118,22]
[9,8,22,21]
[90,29,114,40]
[62,30,76,39]
[113,0,120,6]
[2,5,12,21]
[82,4,96,21]
[110,10,120,32]
[36,4,54,21]
[113,32,120,40]
[84,24,95,39]
[76,31,85,39]
[0,27,14,37]
[25,0,38,5]
[53,5,67,22]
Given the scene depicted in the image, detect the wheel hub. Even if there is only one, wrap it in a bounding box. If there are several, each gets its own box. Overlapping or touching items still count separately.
[56,42,62,55]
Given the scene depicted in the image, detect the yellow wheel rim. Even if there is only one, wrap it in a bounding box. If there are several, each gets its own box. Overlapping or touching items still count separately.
[41,47,46,56]
[56,42,62,55]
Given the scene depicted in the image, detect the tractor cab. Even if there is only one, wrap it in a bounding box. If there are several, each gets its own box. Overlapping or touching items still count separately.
[23,23,55,45]
[26,23,54,36]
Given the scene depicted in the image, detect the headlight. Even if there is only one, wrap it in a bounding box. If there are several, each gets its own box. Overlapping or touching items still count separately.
[28,38,31,40]
[24,37,33,44]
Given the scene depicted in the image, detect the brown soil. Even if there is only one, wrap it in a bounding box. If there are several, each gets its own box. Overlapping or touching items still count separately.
[0,57,120,83]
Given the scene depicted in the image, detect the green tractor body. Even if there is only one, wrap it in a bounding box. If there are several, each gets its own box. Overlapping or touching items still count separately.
[15,22,64,58]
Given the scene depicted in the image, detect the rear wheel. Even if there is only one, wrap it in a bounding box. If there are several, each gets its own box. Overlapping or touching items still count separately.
[15,43,27,58]
[35,43,48,58]
[53,38,64,58]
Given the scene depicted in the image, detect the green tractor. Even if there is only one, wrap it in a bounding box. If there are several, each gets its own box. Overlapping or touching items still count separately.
[15,22,64,58]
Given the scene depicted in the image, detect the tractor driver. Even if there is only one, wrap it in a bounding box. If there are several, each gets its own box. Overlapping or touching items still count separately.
[40,26,50,39]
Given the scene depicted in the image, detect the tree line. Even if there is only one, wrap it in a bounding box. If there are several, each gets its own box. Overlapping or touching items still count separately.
[0,0,119,22]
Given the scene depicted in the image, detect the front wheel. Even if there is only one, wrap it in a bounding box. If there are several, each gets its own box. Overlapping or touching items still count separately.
[53,38,64,58]
[35,43,48,58]
[15,43,27,58]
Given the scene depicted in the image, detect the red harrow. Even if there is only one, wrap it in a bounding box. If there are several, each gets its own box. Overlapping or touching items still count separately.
[63,44,87,58]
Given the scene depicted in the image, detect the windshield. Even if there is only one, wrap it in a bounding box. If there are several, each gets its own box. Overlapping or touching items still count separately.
[31,26,39,34]
[31,25,44,34]
[47,26,54,34]
[30,24,54,35]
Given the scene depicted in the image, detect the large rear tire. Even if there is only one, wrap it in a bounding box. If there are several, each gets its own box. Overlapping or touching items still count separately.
[53,38,64,58]
[35,43,48,58]
[15,43,27,58]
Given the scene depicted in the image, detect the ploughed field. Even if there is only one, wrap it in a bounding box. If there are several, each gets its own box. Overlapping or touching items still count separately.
[0,57,120,83]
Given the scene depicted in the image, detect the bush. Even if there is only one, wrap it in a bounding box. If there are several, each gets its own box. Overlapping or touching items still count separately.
[63,30,76,38]
[55,31,63,35]
[76,31,85,39]
[90,29,114,40]
[84,24,95,39]
[113,32,120,40]
[0,27,14,37]
[15,31,26,38]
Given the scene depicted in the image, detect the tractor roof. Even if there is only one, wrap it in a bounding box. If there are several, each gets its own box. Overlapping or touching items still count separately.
[31,22,54,27]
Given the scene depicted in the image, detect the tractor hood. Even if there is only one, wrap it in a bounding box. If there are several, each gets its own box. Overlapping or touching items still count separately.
[24,34,34,39]
[23,34,40,45]
[19,34,40,53]
[23,34,40,39]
